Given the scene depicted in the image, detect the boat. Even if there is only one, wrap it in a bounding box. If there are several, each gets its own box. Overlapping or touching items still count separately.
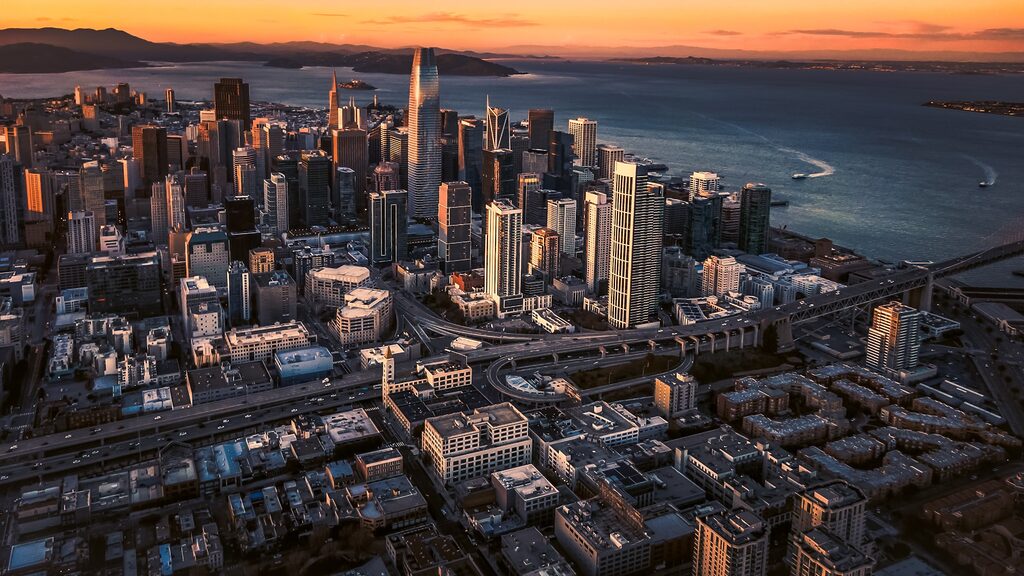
[979,181,990,188]
[770,199,789,207]
[792,173,807,180]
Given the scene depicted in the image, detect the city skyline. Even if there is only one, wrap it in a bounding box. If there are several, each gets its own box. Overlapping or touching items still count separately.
[1,2,1024,59]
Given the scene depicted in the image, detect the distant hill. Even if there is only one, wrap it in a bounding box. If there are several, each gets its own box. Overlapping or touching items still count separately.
[266,51,520,76]
[0,28,521,76]
[0,43,146,73]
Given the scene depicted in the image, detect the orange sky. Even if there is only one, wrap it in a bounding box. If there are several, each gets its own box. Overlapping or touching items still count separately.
[4,0,1024,54]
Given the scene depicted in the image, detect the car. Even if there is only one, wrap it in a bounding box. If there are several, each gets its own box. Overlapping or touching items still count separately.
[92,427,102,433]
[72,459,81,464]
[153,415,162,421]
[217,425,225,430]
[33,462,42,468]
[178,431,188,437]
[0,475,8,480]
[222,419,230,423]
[64,434,72,439]
[244,414,252,419]
[290,408,298,413]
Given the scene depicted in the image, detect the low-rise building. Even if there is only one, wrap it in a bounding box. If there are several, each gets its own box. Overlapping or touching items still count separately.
[329,287,393,347]
[422,403,532,485]
[305,265,372,309]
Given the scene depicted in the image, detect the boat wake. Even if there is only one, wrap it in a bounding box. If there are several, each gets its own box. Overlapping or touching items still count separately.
[965,155,997,186]
[716,119,835,179]
[780,147,835,178]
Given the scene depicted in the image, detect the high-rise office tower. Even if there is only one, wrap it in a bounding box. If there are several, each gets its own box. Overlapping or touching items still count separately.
[186,226,231,288]
[165,88,175,113]
[739,183,772,255]
[609,162,663,329]
[529,227,560,281]
[567,117,597,167]
[438,182,472,273]
[167,135,186,172]
[369,189,408,266]
[249,247,275,274]
[132,124,168,187]
[300,150,332,227]
[67,210,97,254]
[0,155,21,246]
[690,171,720,199]
[528,109,554,151]
[441,109,460,139]
[407,48,441,219]
[226,260,252,327]
[702,255,744,297]
[78,161,107,226]
[584,190,612,294]
[24,168,53,217]
[328,70,340,130]
[654,371,697,418]
[524,189,561,228]
[275,154,302,230]
[263,173,289,234]
[340,96,364,130]
[545,131,575,195]
[510,134,530,176]
[183,168,209,208]
[373,162,400,193]
[597,144,625,180]
[458,117,484,211]
[254,120,285,178]
[3,125,33,168]
[224,195,260,262]
[166,173,187,233]
[687,194,723,260]
[866,301,922,374]
[693,510,770,576]
[484,199,524,317]
[485,98,511,150]
[720,196,741,245]
[522,150,548,175]
[482,148,515,207]
[517,173,542,213]
[214,78,251,128]
[334,167,357,219]
[546,198,577,256]
[232,146,259,197]
[387,128,409,189]
[332,128,368,210]
[149,181,169,245]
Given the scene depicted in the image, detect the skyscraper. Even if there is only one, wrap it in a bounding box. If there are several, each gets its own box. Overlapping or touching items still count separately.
[702,255,744,296]
[150,181,169,245]
[528,109,554,151]
[334,167,357,219]
[517,172,542,213]
[132,124,168,187]
[166,173,187,234]
[690,171,720,199]
[545,131,575,195]
[373,162,400,193]
[214,78,251,128]
[654,371,697,418]
[328,70,340,130]
[332,127,368,211]
[485,99,511,150]
[458,117,484,211]
[407,48,441,218]
[546,198,577,256]
[608,162,664,329]
[529,227,561,281]
[484,199,524,317]
[369,189,408,266]
[299,150,332,227]
[78,161,107,227]
[482,148,515,207]
[866,301,922,375]
[438,182,472,273]
[24,168,53,217]
[67,210,97,254]
[739,183,772,255]
[263,173,289,234]
[3,125,33,168]
[165,88,175,113]
[584,190,612,294]
[227,260,252,327]
[567,117,598,167]
[597,144,625,180]
[0,155,21,247]
[186,226,231,288]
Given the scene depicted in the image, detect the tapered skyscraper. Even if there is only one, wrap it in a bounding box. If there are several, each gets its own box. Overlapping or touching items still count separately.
[328,70,340,130]
[407,48,441,218]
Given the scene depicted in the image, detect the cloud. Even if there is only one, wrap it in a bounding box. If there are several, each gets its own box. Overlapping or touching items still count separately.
[35,16,76,22]
[311,12,348,18]
[785,27,1024,41]
[363,12,538,28]
[705,29,742,36]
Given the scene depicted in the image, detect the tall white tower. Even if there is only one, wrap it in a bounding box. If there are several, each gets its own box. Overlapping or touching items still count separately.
[485,199,523,317]
[584,191,612,294]
[608,162,663,329]
[407,48,441,218]
[567,117,598,167]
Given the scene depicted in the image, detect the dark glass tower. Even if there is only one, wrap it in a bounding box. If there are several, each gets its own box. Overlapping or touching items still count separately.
[214,78,251,128]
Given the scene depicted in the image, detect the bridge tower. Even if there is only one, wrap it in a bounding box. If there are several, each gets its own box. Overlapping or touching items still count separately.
[762,316,795,353]
[905,271,934,312]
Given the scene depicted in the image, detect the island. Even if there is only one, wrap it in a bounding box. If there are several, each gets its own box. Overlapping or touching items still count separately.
[616,56,1024,75]
[338,79,375,90]
[0,42,146,73]
[923,100,1024,118]
[264,51,520,77]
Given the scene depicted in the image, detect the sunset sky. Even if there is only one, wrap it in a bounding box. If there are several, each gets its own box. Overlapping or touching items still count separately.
[4,0,1024,55]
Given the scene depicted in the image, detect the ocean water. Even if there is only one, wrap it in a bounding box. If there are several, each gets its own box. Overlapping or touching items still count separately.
[3,59,1023,284]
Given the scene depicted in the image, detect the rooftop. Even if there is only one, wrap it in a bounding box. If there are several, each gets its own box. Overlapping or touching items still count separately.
[323,408,380,444]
